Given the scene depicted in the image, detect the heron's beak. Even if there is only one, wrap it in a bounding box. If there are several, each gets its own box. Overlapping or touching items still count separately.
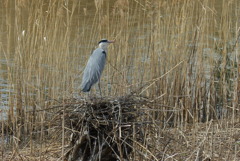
[108,40,115,43]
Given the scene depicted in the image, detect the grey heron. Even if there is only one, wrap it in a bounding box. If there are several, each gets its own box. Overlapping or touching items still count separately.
[80,39,115,95]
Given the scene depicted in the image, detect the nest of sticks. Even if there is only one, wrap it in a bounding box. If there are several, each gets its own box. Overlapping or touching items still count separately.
[60,95,145,161]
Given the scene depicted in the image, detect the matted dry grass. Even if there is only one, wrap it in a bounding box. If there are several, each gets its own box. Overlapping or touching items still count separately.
[1,96,240,160]
[1,0,240,160]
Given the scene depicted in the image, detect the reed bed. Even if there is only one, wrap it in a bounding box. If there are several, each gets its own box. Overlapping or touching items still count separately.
[0,0,240,160]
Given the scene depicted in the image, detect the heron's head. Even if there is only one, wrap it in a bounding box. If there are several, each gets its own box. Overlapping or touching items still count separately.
[98,39,115,51]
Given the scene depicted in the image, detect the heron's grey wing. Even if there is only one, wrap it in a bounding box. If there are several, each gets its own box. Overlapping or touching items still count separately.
[81,48,106,92]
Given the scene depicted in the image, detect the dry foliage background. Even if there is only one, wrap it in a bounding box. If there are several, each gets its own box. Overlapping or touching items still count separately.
[0,0,240,160]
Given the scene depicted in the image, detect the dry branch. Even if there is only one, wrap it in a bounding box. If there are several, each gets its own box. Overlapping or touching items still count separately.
[54,96,145,161]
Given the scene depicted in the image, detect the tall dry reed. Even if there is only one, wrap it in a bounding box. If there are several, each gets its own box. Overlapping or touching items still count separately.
[0,0,240,160]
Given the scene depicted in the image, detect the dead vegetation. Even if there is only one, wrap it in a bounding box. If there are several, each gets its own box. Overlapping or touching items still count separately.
[1,0,240,160]
[2,95,240,160]
[64,96,140,160]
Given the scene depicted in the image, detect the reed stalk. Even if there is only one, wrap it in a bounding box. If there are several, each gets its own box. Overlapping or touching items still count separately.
[0,0,239,160]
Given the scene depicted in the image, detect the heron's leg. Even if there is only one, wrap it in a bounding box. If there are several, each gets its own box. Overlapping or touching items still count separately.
[88,90,90,98]
[98,81,102,98]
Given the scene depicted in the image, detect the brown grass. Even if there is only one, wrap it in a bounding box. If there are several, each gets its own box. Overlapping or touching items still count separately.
[0,0,240,160]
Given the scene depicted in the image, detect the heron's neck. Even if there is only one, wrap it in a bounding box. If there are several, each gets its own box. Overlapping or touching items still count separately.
[99,44,108,52]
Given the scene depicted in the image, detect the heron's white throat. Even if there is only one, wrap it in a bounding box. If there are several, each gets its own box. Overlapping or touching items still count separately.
[98,42,109,52]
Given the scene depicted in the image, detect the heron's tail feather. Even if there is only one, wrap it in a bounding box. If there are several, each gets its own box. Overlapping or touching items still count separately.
[81,87,91,92]
[81,82,92,92]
